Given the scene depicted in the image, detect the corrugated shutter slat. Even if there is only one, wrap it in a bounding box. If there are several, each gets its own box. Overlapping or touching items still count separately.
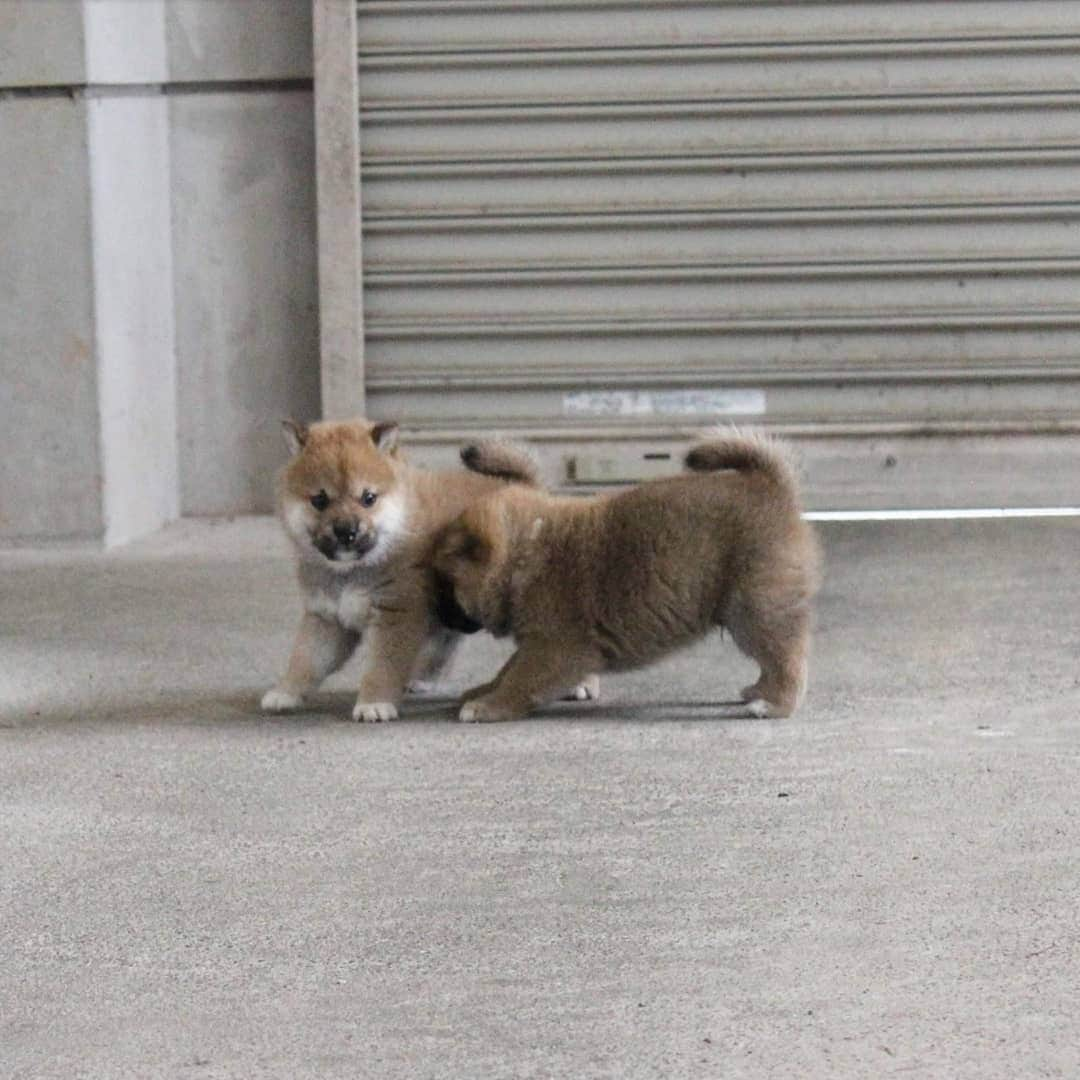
[355,0,1080,442]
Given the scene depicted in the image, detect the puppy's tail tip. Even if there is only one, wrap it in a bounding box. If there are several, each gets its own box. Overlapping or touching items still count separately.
[460,439,541,487]
[684,428,801,496]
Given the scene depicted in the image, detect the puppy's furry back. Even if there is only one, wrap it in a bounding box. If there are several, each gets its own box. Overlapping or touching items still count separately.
[684,430,802,504]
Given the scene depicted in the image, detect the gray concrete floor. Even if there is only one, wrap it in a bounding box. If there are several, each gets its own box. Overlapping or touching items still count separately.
[2,515,1078,1079]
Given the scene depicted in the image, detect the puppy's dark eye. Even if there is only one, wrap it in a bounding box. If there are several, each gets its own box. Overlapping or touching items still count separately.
[360,489,378,508]
[310,490,330,512]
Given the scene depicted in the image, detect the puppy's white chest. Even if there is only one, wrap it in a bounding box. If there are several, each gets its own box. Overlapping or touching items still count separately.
[306,584,372,630]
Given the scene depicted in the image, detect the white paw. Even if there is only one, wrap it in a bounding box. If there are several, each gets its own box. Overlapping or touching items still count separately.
[261,687,302,713]
[458,702,482,723]
[458,699,516,723]
[353,700,398,723]
[567,674,600,702]
[745,698,772,719]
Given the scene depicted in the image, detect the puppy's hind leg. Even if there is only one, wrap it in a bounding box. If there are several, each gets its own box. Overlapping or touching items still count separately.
[262,613,359,712]
[723,591,811,719]
[407,627,460,695]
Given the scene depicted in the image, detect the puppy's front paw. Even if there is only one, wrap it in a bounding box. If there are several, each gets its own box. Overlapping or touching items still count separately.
[745,698,772,719]
[261,687,303,713]
[458,698,519,723]
[565,674,600,702]
[353,700,399,723]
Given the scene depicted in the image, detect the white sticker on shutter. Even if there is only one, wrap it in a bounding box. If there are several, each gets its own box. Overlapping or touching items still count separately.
[562,389,766,418]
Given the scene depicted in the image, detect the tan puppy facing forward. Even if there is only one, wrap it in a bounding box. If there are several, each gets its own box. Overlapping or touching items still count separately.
[262,419,539,721]
[432,430,821,722]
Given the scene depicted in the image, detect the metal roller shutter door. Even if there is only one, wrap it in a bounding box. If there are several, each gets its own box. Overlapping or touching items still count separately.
[319,1,1080,507]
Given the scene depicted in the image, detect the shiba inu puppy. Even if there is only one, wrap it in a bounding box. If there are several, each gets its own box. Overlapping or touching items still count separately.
[432,430,821,722]
[261,419,539,721]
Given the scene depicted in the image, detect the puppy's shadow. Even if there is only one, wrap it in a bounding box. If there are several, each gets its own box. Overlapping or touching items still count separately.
[400,691,766,724]
[1,692,765,730]
[1,691,279,730]
[2,691,376,730]
[529,699,767,723]
[256,690,462,725]
[261,692,771,725]
[319,692,766,724]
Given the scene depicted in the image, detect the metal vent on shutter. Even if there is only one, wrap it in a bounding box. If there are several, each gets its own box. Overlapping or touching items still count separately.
[317,1,1080,507]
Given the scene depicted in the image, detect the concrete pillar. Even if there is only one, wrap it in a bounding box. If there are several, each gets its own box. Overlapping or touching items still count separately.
[0,0,176,546]
[0,0,317,545]
[85,1,178,547]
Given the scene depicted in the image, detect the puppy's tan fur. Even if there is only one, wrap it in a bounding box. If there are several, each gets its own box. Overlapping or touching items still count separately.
[262,419,538,721]
[433,430,821,722]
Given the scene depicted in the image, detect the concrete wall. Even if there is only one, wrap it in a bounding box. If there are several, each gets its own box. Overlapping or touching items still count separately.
[166,1,312,82]
[0,0,319,544]
[0,0,86,86]
[166,2,319,515]
[0,97,102,542]
[173,91,319,515]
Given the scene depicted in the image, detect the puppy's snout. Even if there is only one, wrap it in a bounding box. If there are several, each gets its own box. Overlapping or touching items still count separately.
[333,519,359,545]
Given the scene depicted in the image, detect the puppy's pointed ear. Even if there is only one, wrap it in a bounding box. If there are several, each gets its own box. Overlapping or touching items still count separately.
[282,419,308,456]
[370,420,400,454]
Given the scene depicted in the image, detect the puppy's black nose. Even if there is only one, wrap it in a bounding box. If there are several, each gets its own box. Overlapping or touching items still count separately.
[333,519,359,545]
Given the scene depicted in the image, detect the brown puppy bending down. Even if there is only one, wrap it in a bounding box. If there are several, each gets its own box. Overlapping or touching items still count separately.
[432,430,821,722]
[262,419,540,722]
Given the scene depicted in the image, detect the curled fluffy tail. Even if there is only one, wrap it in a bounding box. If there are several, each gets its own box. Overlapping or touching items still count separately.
[684,429,802,501]
[460,439,541,487]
